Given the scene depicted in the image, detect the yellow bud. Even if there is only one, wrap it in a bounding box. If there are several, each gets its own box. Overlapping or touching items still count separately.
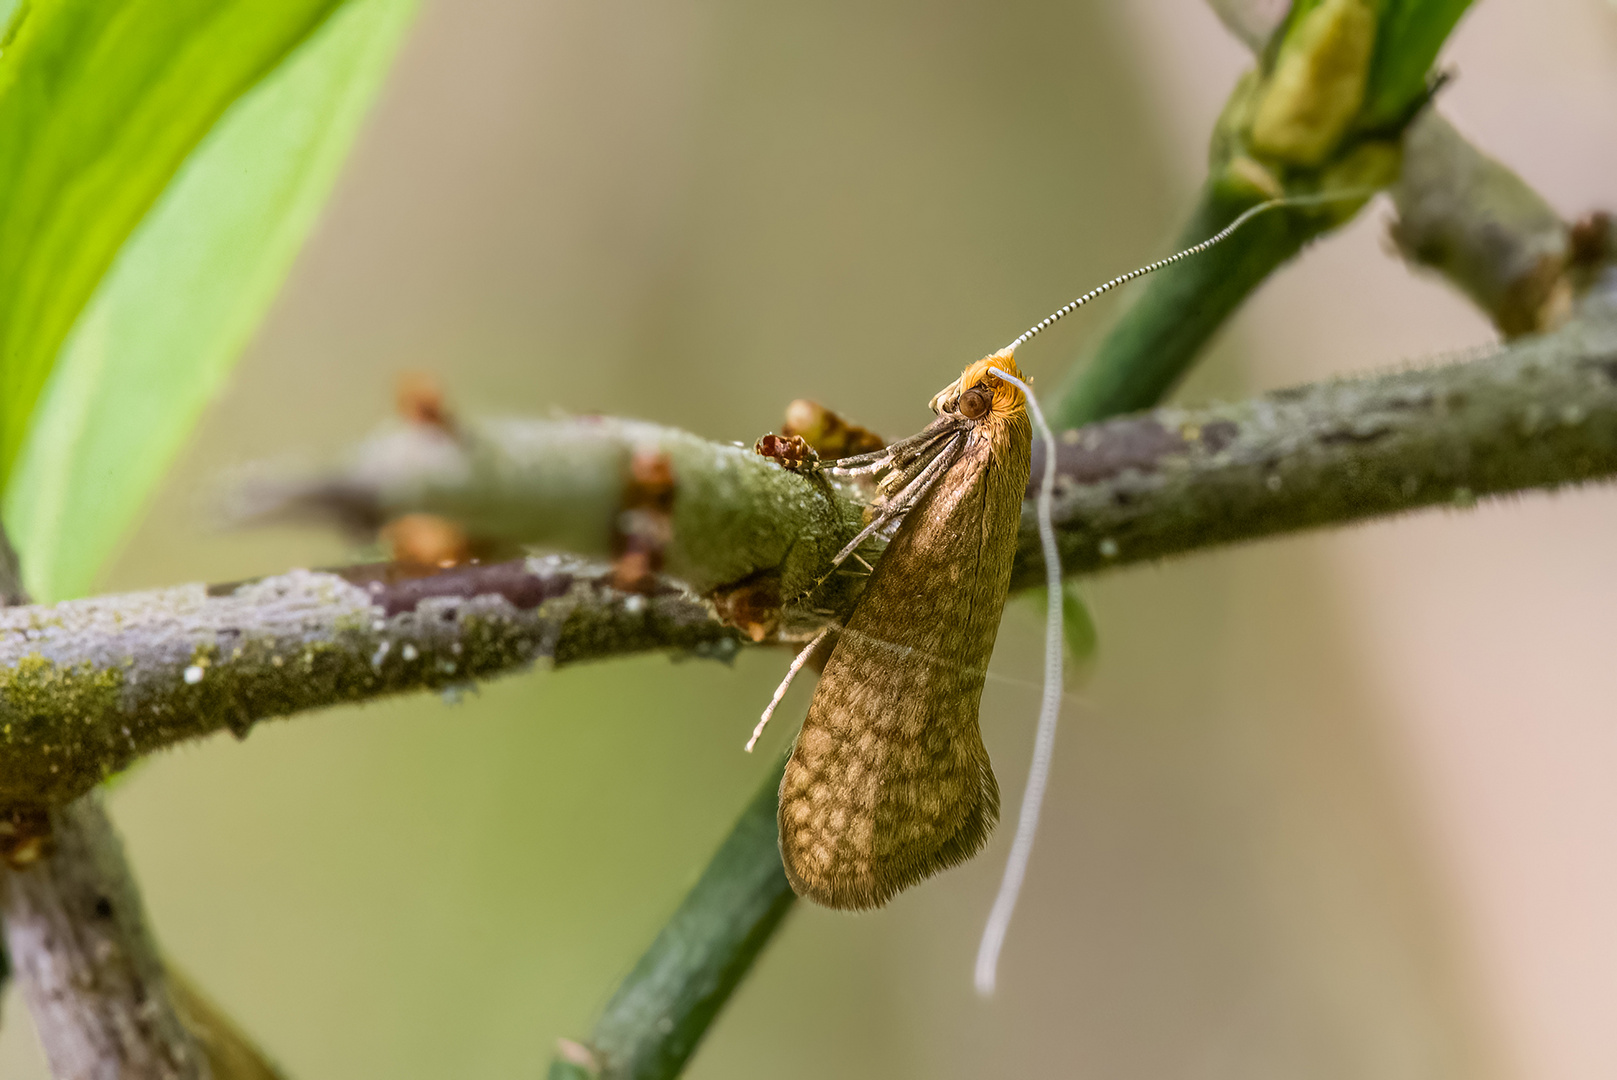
[1250,0,1376,166]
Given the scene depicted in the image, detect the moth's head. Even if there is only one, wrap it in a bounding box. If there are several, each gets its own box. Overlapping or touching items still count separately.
[929,349,1028,424]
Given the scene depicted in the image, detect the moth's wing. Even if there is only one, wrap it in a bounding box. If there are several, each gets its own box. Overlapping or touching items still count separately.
[779,427,1029,909]
[780,619,998,910]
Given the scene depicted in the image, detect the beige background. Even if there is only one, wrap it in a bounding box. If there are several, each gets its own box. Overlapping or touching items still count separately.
[3,1,1614,1077]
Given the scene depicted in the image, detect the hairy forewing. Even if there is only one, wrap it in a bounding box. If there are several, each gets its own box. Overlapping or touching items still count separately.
[779,396,1032,910]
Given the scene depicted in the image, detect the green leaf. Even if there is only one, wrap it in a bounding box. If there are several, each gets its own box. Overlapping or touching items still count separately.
[3,0,417,600]
[1061,581,1098,667]
[0,0,351,497]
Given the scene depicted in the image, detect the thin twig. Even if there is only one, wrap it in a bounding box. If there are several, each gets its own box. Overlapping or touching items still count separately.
[1392,111,1571,337]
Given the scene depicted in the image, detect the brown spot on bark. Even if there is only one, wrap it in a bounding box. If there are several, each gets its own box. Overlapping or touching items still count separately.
[382,513,479,570]
[396,371,459,436]
[0,803,52,868]
[346,559,578,615]
[1318,421,1393,445]
[612,449,676,593]
[1033,416,1187,494]
[1199,420,1240,453]
[1570,211,1612,269]
[783,400,886,458]
[711,571,782,643]
[1585,351,1617,384]
[1497,253,1571,338]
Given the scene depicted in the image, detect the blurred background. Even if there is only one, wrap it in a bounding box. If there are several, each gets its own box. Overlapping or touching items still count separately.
[3,0,1615,1076]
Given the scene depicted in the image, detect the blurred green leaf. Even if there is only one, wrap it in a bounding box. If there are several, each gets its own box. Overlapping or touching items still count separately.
[1061,581,1098,667]
[2,0,417,600]
[0,0,351,498]
[1024,583,1099,673]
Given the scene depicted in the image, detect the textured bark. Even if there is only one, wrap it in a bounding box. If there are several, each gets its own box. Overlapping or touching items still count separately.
[1,794,208,1080]
[1392,111,1571,336]
[0,557,736,812]
[1013,285,1617,587]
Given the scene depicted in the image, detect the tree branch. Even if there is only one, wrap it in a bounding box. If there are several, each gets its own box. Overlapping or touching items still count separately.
[237,417,863,604]
[0,522,286,1079]
[1,793,210,1080]
[1015,283,1617,587]
[1391,110,1572,336]
[3,287,1616,812]
[0,558,737,811]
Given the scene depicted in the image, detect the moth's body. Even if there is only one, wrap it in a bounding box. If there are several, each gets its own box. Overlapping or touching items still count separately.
[779,354,1032,910]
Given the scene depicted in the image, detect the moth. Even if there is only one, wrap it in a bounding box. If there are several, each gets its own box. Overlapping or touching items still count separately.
[751,190,1353,942]
[774,350,1032,910]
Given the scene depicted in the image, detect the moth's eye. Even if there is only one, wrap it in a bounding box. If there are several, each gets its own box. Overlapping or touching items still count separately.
[959,386,992,420]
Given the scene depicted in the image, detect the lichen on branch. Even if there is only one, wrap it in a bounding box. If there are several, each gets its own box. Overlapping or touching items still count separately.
[0,558,736,810]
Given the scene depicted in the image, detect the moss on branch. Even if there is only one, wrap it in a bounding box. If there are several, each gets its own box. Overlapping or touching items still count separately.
[0,558,737,810]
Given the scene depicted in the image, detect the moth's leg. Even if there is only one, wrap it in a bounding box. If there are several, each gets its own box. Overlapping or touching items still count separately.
[785,440,956,611]
[828,436,962,569]
[746,627,834,752]
[826,423,955,476]
[824,453,891,477]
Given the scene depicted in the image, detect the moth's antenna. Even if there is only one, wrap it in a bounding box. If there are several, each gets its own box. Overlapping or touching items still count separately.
[977,366,1061,997]
[971,188,1375,995]
[1001,190,1376,354]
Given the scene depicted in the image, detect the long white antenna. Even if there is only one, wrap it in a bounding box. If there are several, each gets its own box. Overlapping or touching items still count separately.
[1002,191,1373,354]
[974,187,1376,995]
[976,367,1061,997]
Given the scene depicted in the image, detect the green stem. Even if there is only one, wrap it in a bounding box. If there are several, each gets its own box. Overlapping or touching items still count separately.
[1051,180,1330,428]
[549,758,795,1080]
